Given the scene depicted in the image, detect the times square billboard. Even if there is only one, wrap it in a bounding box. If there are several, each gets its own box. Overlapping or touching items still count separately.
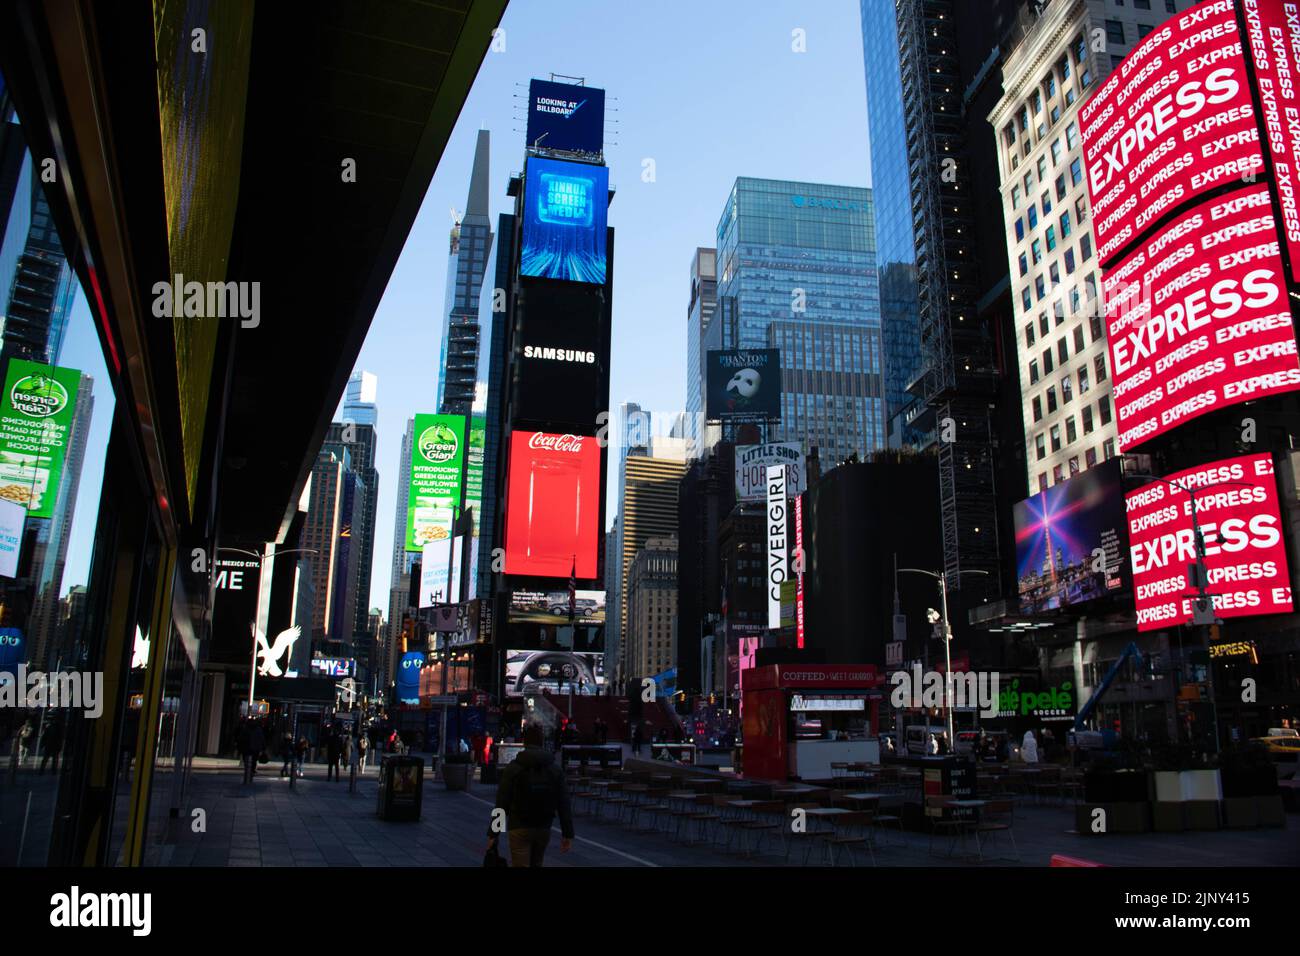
[1079,0,1300,451]
[524,78,605,154]
[1013,459,1129,615]
[502,430,602,579]
[520,156,609,284]
[1126,453,1293,631]
[514,280,611,428]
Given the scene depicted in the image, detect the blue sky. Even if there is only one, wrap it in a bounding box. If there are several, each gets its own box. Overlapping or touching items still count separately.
[63,0,876,613]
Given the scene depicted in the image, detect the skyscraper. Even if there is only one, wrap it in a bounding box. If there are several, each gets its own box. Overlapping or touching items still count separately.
[989,0,1190,494]
[714,178,884,463]
[685,247,717,457]
[343,370,378,427]
[438,129,492,416]
[386,416,416,665]
[323,411,378,644]
[860,0,923,448]
[624,537,678,682]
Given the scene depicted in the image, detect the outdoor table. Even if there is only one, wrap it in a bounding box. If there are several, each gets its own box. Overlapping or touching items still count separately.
[838,792,886,804]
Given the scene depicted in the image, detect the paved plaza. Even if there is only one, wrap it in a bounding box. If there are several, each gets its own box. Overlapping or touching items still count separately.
[150,758,1300,868]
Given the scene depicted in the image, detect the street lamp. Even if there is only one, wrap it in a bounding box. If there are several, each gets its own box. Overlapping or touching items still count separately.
[898,567,990,748]
[218,546,317,710]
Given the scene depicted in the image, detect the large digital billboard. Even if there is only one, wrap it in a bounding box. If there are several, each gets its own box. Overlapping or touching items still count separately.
[1126,453,1293,631]
[405,413,466,552]
[504,649,604,696]
[0,360,82,519]
[1245,0,1300,283]
[524,79,605,154]
[503,430,601,578]
[514,281,610,427]
[1013,459,1128,614]
[705,349,782,422]
[509,589,606,624]
[520,157,608,284]
[1079,0,1264,266]
[1102,186,1300,450]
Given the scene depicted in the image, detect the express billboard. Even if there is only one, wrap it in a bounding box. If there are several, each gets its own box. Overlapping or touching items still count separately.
[1244,0,1300,283]
[503,430,601,578]
[524,78,605,154]
[1126,453,1293,631]
[1102,185,1300,451]
[520,156,609,284]
[705,349,782,422]
[406,413,466,552]
[1013,459,1128,614]
[1079,0,1264,266]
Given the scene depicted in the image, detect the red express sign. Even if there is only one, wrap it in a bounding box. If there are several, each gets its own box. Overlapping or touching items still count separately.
[1126,453,1293,631]
[1081,0,1264,265]
[1245,0,1300,282]
[1103,185,1300,450]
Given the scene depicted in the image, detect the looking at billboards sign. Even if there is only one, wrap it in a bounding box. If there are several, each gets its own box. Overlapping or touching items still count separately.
[525,79,605,155]
[1079,0,1263,266]
[406,413,466,553]
[1013,459,1128,615]
[1126,453,1293,631]
[509,589,606,624]
[0,359,82,519]
[735,442,805,501]
[1101,186,1300,451]
[503,431,601,578]
[520,157,609,284]
[706,349,781,422]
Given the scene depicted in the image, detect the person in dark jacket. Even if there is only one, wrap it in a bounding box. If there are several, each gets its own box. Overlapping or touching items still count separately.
[326,725,342,781]
[486,724,574,867]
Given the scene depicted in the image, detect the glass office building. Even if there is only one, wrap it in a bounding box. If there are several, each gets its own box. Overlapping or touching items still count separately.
[714,177,884,462]
[860,0,923,448]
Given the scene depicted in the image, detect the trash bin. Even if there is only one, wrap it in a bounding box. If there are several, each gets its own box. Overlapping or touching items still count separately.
[377,754,425,821]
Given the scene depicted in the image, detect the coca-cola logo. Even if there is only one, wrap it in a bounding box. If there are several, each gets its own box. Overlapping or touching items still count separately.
[527,432,584,453]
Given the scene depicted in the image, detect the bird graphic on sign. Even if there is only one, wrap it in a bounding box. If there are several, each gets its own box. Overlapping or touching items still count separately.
[254,625,301,677]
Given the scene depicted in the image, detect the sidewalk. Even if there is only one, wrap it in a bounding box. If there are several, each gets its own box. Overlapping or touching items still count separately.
[153,757,1300,867]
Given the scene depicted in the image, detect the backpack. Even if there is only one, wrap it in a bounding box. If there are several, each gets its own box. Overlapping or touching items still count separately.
[512,760,558,828]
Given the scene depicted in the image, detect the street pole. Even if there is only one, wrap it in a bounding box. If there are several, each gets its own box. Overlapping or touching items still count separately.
[939,572,954,748]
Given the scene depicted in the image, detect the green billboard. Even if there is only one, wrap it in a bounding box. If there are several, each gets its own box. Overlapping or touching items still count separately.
[406,413,466,552]
[0,360,82,519]
[465,414,485,536]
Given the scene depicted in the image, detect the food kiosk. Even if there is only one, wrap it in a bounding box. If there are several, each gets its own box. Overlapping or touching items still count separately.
[741,664,884,781]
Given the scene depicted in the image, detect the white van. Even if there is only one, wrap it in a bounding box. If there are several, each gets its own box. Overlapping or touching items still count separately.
[905,724,948,756]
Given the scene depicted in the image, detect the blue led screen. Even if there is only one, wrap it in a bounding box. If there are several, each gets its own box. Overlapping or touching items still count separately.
[520,157,608,285]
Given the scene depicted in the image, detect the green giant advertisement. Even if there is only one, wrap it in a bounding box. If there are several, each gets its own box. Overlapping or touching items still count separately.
[406,413,466,553]
[0,360,82,519]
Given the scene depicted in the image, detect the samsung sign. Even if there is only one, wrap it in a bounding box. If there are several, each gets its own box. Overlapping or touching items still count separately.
[791,195,864,212]
[523,345,597,364]
[766,464,788,629]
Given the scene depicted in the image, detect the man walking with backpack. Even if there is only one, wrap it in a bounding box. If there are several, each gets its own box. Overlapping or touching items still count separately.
[486,723,574,867]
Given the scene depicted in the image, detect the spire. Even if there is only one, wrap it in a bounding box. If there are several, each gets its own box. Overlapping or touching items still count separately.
[464,128,490,223]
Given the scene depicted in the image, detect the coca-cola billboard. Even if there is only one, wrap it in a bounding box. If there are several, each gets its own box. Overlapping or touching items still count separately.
[1126,453,1293,631]
[503,430,602,578]
[1080,0,1264,266]
[1102,185,1300,451]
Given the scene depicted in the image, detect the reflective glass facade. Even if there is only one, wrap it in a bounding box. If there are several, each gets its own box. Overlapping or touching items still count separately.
[714,178,883,461]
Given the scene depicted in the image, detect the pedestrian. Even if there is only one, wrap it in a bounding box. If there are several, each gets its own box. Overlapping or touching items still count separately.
[327,725,342,781]
[937,732,951,755]
[280,730,295,778]
[347,731,360,792]
[485,723,574,868]
[926,733,939,756]
[358,733,369,774]
[40,717,64,774]
[18,718,33,765]
[295,735,309,778]
[1021,730,1039,764]
[631,720,643,756]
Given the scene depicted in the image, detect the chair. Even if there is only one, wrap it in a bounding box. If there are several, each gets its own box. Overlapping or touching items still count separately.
[871,794,906,847]
[926,796,977,860]
[1030,766,1063,805]
[734,800,786,856]
[819,811,876,867]
[975,798,1020,862]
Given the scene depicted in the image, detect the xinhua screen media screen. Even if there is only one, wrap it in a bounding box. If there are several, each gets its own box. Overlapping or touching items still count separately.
[520,157,608,284]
